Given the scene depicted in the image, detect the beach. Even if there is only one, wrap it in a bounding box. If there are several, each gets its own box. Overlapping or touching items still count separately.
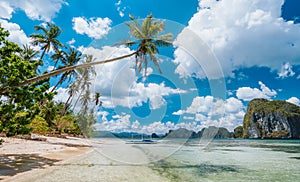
[0,136,170,182]
[2,137,300,181]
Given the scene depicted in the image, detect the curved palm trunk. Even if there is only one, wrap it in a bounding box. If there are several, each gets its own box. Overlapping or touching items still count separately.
[0,51,136,96]
[23,51,137,85]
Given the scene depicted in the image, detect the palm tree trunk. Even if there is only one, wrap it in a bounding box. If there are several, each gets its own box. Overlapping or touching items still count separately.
[61,93,72,116]
[40,49,46,60]
[0,51,137,95]
[40,76,65,107]
[23,51,137,85]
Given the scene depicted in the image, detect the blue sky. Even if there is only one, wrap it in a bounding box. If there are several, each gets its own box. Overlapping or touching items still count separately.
[1,0,300,134]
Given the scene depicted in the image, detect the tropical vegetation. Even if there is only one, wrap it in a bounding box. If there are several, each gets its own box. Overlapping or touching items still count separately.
[0,14,172,138]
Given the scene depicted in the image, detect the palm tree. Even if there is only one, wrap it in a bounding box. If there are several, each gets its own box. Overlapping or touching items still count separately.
[30,22,65,60]
[94,92,101,106]
[40,47,82,107]
[123,13,173,75]
[49,47,82,92]
[72,55,96,111]
[20,45,39,61]
[0,14,173,95]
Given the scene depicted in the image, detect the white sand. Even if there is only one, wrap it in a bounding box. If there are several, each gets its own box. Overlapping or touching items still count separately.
[0,137,171,182]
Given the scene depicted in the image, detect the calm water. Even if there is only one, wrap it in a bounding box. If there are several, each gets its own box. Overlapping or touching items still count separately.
[9,138,300,181]
[150,139,300,182]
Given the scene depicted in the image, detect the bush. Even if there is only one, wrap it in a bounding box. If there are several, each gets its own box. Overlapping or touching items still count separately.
[53,115,81,135]
[28,116,49,135]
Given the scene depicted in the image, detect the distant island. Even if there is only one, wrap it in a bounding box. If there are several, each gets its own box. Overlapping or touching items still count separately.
[95,99,300,140]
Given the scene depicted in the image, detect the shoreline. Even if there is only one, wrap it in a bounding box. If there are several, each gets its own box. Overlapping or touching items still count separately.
[0,135,92,181]
[0,137,171,182]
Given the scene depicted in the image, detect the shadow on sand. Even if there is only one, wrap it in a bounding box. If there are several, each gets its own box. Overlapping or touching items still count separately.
[0,154,60,179]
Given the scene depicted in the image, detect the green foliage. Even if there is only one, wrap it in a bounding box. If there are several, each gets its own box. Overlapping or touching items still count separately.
[29,116,49,135]
[53,115,81,135]
[77,110,97,137]
[234,126,243,138]
[123,14,173,75]
[0,24,50,136]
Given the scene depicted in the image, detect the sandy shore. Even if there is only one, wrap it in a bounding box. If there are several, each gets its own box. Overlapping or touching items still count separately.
[0,137,171,182]
[0,135,92,181]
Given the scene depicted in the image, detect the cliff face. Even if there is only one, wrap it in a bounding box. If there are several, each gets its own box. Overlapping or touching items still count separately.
[243,99,300,139]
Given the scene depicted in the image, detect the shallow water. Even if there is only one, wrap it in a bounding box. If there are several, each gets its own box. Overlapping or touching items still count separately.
[6,139,300,181]
[150,139,300,182]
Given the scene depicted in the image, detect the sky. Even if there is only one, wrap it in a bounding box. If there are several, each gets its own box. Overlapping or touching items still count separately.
[1,0,300,134]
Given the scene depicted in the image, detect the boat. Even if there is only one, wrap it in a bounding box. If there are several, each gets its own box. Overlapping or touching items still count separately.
[126,139,158,144]
[125,134,158,144]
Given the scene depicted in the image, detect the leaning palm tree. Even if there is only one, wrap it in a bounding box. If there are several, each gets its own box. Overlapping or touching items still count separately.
[0,14,173,95]
[30,22,65,60]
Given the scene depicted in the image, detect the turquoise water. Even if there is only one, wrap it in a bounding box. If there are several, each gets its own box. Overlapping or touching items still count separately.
[150,139,300,182]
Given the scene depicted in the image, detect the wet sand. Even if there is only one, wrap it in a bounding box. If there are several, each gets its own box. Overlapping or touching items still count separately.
[0,137,170,182]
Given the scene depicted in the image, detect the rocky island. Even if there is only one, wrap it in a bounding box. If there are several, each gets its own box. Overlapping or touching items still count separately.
[241,99,300,139]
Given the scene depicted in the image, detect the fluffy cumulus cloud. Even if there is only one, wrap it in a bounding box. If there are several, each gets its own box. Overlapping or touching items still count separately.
[94,95,245,133]
[173,96,245,131]
[0,1,14,19]
[0,19,32,46]
[174,0,300,79]
[72,17,112,39]
[286,97,300,106]
[236,81,277,101]
[78,46,185,110]
[0,0,67,21]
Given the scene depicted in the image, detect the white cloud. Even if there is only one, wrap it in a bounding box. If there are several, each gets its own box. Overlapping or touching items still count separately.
[173,96,245,131]
[72,17,112,39]
[278,62,295,78]
[95,113,132,133]
[67,38,76,45]
[0,0,67,21]
[0,1,14,19]
[115,0,125,17]
[286,97,300,106]
[0,19,32,46]
[52,87,69,103]
[174,0,300,79]
[236,81,277,101]
[95,95,245,133]
[79,45,186,110]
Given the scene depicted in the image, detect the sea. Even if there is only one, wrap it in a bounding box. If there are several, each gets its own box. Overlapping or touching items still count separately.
[147,138,300,182]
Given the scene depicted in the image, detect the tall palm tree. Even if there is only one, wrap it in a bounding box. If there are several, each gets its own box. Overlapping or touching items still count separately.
[30,22,65,60]
[124,13,173,75]
[72,55,96,112]
[0,14,173,95]
[49,47,82,93]
[41,47,82,107]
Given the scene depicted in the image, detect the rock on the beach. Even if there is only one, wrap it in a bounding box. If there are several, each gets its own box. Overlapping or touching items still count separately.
[243,99,300,139]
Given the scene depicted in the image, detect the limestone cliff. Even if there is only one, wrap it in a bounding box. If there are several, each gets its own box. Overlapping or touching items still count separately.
[243,99,300,139]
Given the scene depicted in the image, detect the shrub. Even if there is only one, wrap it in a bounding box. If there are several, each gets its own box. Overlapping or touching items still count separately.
[28,116,49,135]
